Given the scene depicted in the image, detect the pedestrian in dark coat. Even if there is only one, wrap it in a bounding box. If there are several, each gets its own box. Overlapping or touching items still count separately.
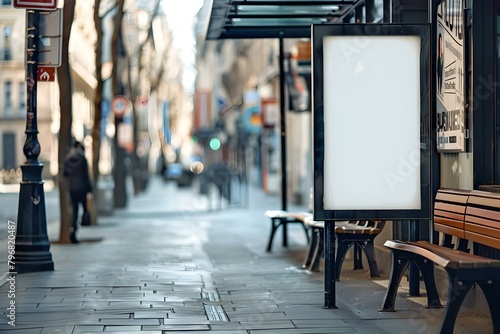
[63,141,93,243]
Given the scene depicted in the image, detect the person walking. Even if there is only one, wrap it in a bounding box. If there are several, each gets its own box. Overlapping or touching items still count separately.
[63,141,93,243]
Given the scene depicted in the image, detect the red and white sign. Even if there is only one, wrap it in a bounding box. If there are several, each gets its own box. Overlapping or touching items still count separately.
[13,0,57,10]
[111,96,129,117]
[37,67,55,82]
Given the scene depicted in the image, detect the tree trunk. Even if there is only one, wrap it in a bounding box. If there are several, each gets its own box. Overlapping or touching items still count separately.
[56,0,76,244]
[91,0,104,224]
[111,0,128,208]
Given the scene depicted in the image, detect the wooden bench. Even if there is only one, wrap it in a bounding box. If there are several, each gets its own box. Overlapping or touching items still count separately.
[264,210,311,252]
[302,217,386,279]
[380,188,500,334]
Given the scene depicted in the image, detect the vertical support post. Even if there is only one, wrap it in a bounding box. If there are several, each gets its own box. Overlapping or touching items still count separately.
[366,0,376,22]
[13,10,54,274]
[409,220,421,296]
[383,0,391,22]
[324,222,337,308]
[278,34,287,212]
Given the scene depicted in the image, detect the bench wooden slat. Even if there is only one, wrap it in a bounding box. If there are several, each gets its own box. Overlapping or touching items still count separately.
[335,225,381,234]
[265,210,311,222]
[433,223,465,239]
[434,215,465,229]
[466,206,500,222]
[434,202,467,215]
[466,213,500,229]
[435,189,470,203]
[464,231,500,249]
[465,219,500,239]
[468,192,500,208]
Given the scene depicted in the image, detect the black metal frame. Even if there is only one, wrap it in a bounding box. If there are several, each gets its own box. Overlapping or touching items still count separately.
[312,23,432,221]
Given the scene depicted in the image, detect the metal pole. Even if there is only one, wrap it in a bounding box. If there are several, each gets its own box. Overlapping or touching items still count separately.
[13,10,54,274]
[279,34,287,212]
[408,220,420,296]
[324,222,337,308]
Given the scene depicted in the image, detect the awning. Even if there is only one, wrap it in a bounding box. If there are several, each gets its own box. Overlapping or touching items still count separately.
[204,0,363,40]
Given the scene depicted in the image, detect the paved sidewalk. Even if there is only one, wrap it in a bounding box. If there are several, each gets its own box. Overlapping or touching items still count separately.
[0,177,495,333]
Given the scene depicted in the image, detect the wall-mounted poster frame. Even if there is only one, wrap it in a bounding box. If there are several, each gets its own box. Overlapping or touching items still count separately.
[312,24,431,221]
[436,0,466,152]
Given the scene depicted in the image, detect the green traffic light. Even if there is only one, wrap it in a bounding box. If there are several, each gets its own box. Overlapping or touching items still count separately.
[209,138,221,151]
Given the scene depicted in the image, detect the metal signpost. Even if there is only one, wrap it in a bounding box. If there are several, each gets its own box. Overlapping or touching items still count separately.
[12,1,61,273]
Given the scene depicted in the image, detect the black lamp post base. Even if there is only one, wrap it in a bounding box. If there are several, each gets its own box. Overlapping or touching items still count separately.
[12,254,54,274]
[14,164,54,274]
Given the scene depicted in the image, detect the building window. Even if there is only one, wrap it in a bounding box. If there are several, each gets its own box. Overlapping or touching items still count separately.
[2,26,12,60]
[19,82,25,115]
[2,0,12,6]
[4,81,12,116]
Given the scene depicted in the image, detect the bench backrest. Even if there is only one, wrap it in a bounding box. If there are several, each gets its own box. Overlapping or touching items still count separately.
[465,190,500,249]
[433,189,470,239]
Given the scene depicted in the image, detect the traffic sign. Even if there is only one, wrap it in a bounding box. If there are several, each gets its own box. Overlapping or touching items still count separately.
[37,66,55,82]
[14,0,57,10]
[35,9,63,67]
[112,96,130,117]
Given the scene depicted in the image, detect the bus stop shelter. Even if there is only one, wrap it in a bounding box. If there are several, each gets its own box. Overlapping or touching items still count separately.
[202,0,385,309]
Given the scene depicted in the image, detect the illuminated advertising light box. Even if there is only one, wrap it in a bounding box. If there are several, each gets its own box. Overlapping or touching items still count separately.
[312,24,431,221]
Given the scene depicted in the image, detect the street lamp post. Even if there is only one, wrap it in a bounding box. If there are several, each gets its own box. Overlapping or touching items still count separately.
[12,10,54,274]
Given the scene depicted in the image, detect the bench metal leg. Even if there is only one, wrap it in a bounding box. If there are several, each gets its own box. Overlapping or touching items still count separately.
[282,219,288,247]
[477,280,500,333]
[334,238,381,280]
[413,257,441,308]
[362,240,381,278]
[353,243,363,270]
[379,249,410,311]
[266,218,281,252]
[302,227,319,269]
[335,239,353,280]
[302,223,310,243]
[310,228,324,271]
[439,276,473,334]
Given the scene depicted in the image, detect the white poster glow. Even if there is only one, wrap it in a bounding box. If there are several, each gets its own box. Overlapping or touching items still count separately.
[323,36,421,210]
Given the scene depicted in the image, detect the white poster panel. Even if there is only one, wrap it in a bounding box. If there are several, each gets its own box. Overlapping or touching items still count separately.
[323,36,421,210]
[436,0,465,152]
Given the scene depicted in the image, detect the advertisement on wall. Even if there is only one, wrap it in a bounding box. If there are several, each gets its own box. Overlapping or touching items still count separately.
[436,0,465,152]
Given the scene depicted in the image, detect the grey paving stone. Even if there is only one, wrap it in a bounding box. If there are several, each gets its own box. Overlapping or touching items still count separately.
[167,313,209,319]
[162,318,210,325]
[73,325,105,332]
[142,324,210,331]
[0,327,43,333]
[133,311,168,319]
[227,312,287,321]
[239,320,296,330]
[228,305,280,313]
[291,319,350,328]
[104,325,142,331]
[40,327,76,333]
[96,313,131,319]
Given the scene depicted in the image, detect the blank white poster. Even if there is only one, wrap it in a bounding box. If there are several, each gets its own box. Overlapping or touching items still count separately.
[322,35,421,210]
